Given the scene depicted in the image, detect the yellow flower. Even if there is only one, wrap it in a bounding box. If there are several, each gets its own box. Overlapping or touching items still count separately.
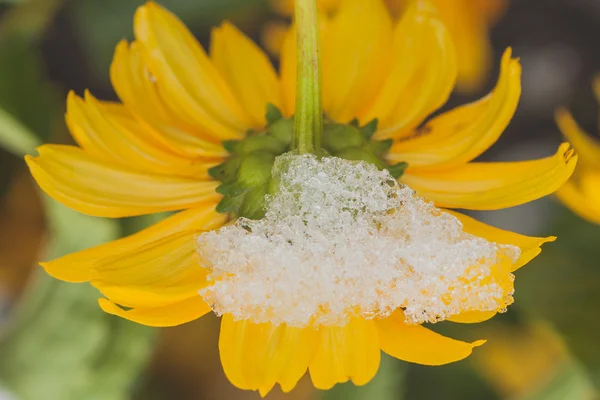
[269,0,507,92]
[555,77,600,224]
[25,1,576,396]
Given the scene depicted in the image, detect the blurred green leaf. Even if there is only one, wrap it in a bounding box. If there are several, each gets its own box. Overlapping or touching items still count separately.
[0,0,63,41]
[321,354,404,400]
[0,34,59,146]
[70,0,266,86]
[0,106,40,156]
[0,197,157,400]
[519,361,596,400]
[518,204,600,385]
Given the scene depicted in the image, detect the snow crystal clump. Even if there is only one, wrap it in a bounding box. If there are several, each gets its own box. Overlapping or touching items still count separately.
[196,154,520,327]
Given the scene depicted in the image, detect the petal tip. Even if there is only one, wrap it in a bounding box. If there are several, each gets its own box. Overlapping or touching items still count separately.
[98,298,117,315]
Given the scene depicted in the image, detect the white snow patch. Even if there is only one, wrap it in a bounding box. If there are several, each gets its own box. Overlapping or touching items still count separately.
[197,154,520,327]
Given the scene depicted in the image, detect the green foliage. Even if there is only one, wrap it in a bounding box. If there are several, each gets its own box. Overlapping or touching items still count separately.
[519,361,596,400]
[0,106,40,156]
[518,205,600,386]
[0,34,57,155]
[70,0,267,86]
[0,198,157,400]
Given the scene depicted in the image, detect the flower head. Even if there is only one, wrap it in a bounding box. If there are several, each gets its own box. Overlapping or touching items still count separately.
[555,77,600,224]
[25,0,575,396]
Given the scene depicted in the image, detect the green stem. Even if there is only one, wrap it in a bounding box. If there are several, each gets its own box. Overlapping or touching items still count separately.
[293,0,322,154]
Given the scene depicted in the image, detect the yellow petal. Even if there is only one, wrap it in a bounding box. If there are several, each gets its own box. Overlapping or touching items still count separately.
[362,0,456,139]
[401,143,577,210]
[66,91,219,178]
[556,171,600,225]
[555,108,600,168]
[279,25,297,117]
[261,21,290,58]
[134,3,253,139]
[446,210,555,271]
[431,0,505,93]
[43,208,225,309]
[41,205,225,283]
[211,22,281,127]
[309,318,380,389]
[270,0,340,16]
[219,315,317,396]
[99,296,210,327]
[110,40,227,159]
[376,309,485,365]
[91,231,207,309]
[389,49,521,169]
[26,144,220,218]
[447,310,497,324]
[321,0,393,123]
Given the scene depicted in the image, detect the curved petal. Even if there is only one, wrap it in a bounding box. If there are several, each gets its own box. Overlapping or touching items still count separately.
[389,49,521,169]
[447,310,497,324]
[41,205,225,283]
[446,210,555,271]
[309,318,380,389]
[99,296,210,327]
[26,145,221,218]
[219,315,317,396]
[91,231,207,308]
[45,208,225,310]
[555,109,600,168]
[376,309,485,365]
[432,0,505,93]
[363,0,457,139]
[133,3,253,139]
[66,91,220,178]
[110,40,225,159]
[211,22,281,127]
[556,171,600,225]
[401,143,577,210]
[279,25,297,117]
[321,0,393,123]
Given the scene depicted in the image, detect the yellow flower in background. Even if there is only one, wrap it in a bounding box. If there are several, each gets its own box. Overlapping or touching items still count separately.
[555,78,600,224]
[269,0,508,92]
[25,0,576,396]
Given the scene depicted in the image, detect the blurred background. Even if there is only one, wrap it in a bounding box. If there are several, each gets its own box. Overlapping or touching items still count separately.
[1,0,600,399]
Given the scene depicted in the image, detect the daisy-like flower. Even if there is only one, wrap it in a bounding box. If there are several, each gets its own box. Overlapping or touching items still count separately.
[268,0,507,92]
[26,0,576,396]
[555,77,600,224]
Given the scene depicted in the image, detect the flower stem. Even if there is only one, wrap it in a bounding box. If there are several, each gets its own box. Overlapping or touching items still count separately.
[294,0,322,154]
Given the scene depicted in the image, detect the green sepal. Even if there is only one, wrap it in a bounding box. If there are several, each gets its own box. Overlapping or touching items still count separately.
[215,192,245,214]
[215,113,408,219]
[208,157,241,182]
[360,118,378,139]
[322,123,366,154]
[239,182,271,220]
[265,103,283,125]
[387,162,409,179]
[238,134,287,155]
[216,182,246,196]
[367,138,393,157]
[267,118,294,147]
[335,147,386,169]
[237,151,276,187]
[222,140,240,153]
